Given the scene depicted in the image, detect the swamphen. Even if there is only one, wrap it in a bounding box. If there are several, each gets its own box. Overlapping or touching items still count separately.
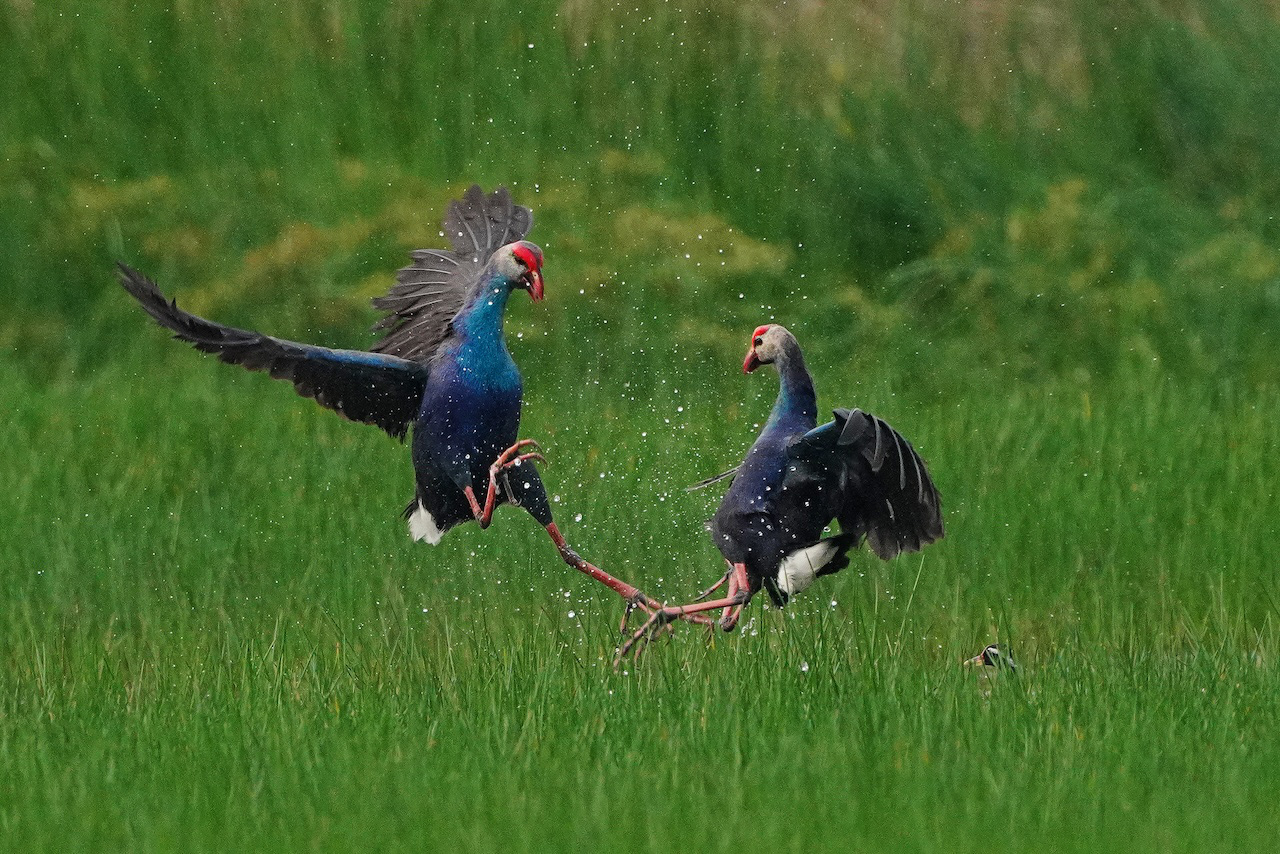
[119,185,658,609]
[620,324,944,656]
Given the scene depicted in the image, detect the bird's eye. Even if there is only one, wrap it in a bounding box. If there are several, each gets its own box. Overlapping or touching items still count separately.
[753,337,763,347]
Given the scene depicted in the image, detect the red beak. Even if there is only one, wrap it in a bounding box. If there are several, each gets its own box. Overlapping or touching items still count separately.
[526,268,544,302]
[743,347,761,374]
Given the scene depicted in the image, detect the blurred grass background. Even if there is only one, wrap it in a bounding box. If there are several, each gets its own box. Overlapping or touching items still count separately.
[5,0,1279,383]
[3,0,1280,851]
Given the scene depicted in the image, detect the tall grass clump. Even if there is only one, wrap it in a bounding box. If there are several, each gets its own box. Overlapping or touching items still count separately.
[3,0,1280,380]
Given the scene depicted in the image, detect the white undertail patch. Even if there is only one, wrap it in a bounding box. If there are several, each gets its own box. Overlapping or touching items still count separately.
[408,502,443,545]
[776,539,843,597]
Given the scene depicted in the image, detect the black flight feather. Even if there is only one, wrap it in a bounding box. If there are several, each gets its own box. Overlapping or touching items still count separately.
[795,408,944,560]
[117,263,428,440]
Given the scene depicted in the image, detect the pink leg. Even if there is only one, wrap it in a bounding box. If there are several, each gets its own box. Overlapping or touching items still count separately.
[465,439,547,528]
[546,522,644,601]
[468,441,712,638]
[544,522,715,633]
[718,563,751,632]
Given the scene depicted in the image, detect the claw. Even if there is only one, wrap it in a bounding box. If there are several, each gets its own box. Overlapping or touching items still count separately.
[469,440,549,528]
[619,591,657,635]
[613,600,724,666]
[616,606,680,663]
[612,581,753,667]
[613,602,707,666]
[719,603,745,632]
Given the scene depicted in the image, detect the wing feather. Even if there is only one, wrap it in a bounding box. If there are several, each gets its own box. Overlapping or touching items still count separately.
[791,408,943,560]
[119,264,427,440]
[371,185,533,362]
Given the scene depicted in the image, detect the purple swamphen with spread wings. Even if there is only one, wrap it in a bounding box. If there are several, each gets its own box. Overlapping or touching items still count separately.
[119,185,666,611]
[620,323,945,656]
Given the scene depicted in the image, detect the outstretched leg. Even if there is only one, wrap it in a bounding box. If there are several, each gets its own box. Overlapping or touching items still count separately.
[467,441,715,644]
[543,522,716,629]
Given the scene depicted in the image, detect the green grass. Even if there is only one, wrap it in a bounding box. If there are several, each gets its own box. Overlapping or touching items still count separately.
[4,0,1280,850]
[3,347,1279,851]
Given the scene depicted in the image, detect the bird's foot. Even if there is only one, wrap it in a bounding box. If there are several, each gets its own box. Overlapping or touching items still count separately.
[490,438,545,476]
[617,591,714,635]
[613,591,747,667]
[719,602,746,632]
[618,591,658,635]
[614,605,686,665]
[467,439,545,529]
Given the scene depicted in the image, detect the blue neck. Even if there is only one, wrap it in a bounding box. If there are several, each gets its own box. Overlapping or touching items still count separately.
[766,347,817,433]
[447,276,517,374]
[453,277,512,339]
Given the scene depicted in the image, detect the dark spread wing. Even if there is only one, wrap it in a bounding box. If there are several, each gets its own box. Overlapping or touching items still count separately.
[686,466,740,492]
[118,263,428,440]
[441,183,533,263]
[788,408,944,560]
[370,185,533,362]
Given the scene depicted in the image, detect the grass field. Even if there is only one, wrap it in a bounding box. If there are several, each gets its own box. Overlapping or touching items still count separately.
[4,0,1280,851]
[4,348,1279,851]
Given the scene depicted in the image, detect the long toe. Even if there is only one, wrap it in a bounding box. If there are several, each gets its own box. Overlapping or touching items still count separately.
[510,452,547,468]
[492,438,543,469]
[719,606,743,632]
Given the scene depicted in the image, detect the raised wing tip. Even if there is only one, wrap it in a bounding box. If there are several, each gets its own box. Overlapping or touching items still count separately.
[115,260,148,288]
[116,261,178,314]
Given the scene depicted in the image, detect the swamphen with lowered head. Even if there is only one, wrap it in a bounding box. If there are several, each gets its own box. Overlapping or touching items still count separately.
[620,323,944,656]
[119,185,662,611]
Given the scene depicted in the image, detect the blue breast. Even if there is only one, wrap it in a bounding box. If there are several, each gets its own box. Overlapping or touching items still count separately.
[413,280,523,485]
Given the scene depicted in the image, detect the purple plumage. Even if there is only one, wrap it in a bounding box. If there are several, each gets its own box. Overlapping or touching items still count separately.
[619,323,945,659]
[119,185,547,541]
[120,187,654,614]
[711,324,944,609]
